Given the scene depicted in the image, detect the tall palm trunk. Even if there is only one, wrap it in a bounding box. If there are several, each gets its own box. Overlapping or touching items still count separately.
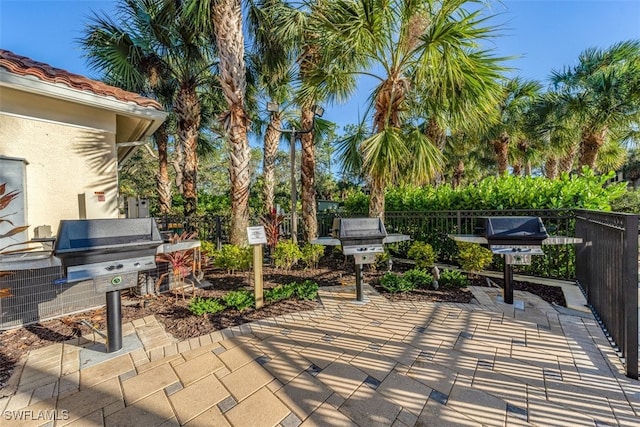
[263,115,282,214]
[578,128,607,169]
[212,0,250,245]
[558,144,578,173]
[174,85,201,218]
[425,117,446,185]
[155,122,172,215]
[369,179,385,220]
[452,160,464,189]
[492,132,510,175]
[300,104,317,241]
[545,156,558,179]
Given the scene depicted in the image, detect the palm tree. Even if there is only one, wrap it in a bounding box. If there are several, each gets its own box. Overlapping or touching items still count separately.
[551,40,640,169]
[189,0,252,244]
[247,0,296,215]
[307,0,505,218]
[81,0,216,217]
[482,78,542,175]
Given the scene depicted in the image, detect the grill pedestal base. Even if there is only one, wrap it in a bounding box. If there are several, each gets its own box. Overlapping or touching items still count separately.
[504,264,514,304]
[355,265,364,302]
[106,290,122,353]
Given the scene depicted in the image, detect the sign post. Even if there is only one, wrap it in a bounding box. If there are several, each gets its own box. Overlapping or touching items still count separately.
[247,226,267,309]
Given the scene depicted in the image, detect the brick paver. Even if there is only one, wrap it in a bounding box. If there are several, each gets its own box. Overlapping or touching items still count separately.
[3,282,639,426]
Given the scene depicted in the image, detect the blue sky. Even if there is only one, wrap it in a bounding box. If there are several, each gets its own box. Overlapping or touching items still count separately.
[1,0,640,131]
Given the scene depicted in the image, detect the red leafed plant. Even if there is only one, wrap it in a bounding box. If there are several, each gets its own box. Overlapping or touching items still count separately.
[0,183,30,255]
[1,183,30,285]
[259,208,285,251]
[155,231,198,299]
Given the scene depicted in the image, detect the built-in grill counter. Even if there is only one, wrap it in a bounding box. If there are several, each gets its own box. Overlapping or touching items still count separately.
[450,216,582,304]
[312,218,410,302]
[53,218,163,352]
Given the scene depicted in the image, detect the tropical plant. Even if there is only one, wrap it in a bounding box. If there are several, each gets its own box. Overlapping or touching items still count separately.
[456,242,493,275]
[294,280,319,300]
[439,269,469,288]
[259,208,285,251]
[155,231,199,299]
[0,183,29,255]
[188,296,226,316]
[264,283,296,303]
[310,0,506,218]
[272,239,302,270]
[222,289,254,311]
[550,40,640,169]
[407,241,437,269]
[482,78,543,175]
[300,243,324,269]
[213,244,252,273]
[188,0,252,244]
[403,269,434,289]
[379,272,415,293]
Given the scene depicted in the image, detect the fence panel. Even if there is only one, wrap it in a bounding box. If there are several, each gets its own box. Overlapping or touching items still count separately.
[575,210,639,379]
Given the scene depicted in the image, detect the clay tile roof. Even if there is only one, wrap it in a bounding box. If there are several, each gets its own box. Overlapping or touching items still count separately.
[0,49,163,111]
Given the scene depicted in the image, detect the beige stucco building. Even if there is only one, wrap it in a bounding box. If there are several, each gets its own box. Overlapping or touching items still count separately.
[0,50,166,250]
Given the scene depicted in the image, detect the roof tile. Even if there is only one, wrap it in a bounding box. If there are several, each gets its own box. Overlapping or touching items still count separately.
[0,49,163,111]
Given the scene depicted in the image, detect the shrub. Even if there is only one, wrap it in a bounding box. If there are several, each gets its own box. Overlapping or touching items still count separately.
[273,240,302,270]
[188,296,226,316]
[222,290,254,311]
[294,280,319,300]
[213,244,252,274]
[301,243,325,269]
[407,241,437,269]
[200,240,217,258]
[380,272,415,293]
[457,242,493,274]
[403,269,433,289]
[439,269,469,288]
[264,284,295,303]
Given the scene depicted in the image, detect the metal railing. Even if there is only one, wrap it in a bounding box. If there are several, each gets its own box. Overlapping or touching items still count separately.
[575,210,639,379]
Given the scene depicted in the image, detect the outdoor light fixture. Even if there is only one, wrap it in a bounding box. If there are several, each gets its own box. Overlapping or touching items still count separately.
[266,101,324,243]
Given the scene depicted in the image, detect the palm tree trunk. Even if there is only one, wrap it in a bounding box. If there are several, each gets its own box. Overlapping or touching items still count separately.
[492,132,510,175]
[558,144,578,174]
[512,161,522,177]
[175,85,201,218]
[578,129,606,169]
[452,160,464,189]
[300,105,317,241]
[425,117,446,185]
[263,116,281,214]
[544,156,558,179]
[212,0,250,245]
[155,122,172,215]
[368,178,385,220]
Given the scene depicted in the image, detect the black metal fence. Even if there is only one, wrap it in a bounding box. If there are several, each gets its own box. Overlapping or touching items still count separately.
[575,210,639,379]
[157,209,577,279]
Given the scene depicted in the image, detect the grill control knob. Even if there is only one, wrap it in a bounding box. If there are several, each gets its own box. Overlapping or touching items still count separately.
[106,265,116,271]
[133,262,140,267]
[116,264,124,269]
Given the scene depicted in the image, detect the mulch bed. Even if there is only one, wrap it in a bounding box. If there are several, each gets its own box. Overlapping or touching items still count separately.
[0,257,565,391]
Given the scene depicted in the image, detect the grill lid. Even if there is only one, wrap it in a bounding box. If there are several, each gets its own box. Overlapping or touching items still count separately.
[339,218,387,241]
[479,216,548,245]
[53,218,163,269]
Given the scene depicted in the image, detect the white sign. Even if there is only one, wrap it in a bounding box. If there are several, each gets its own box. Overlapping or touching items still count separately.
[247,226,267,245]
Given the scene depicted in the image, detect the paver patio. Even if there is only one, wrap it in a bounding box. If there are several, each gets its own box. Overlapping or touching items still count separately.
[1,283,639,426]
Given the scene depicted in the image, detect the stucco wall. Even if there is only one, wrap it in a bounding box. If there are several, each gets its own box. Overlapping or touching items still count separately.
[0,87,119,238]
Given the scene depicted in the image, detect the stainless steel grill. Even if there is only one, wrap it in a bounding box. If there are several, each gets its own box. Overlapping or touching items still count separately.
[449,216,581,305]
[53,218,163,352]
[480,216,548,265]
[312,217,410,302]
